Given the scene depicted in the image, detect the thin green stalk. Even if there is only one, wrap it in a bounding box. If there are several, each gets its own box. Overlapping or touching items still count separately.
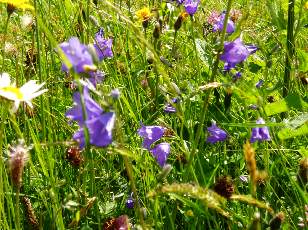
[188,0,234,165]
[1,15,10,73]
[283,0,295,98]
[15,189,20,230]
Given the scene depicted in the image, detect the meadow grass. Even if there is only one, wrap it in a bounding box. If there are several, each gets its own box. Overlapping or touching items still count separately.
[0,0,307,229]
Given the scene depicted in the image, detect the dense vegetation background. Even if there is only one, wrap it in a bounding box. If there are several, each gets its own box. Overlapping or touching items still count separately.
[0,0,307,229]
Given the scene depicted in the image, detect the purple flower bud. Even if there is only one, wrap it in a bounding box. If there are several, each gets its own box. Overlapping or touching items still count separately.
[111,88,120,99]
[250,118,271,143]
[125,196,134,209]
[255,79,264,88]
[206,122,228,144]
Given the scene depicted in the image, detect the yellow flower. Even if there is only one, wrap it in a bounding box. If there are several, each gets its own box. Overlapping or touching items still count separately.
[0,73,47,112]
[305,1,308,10]
[0,0,34,11]
[136,7,152,21]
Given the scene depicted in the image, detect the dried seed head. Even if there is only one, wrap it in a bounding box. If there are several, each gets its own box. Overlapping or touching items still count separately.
[7,140,29,188]
[22,196,39,229]
[153,22,161,39]
[7,4,16,15]
[230,9,242,22]
[214,176,235,199]
[243,141,257,192]
[269,212,285,230]
[66,146,83,167]
[255,170,268,186]
[297,157,308,186]
[174,12,188,31]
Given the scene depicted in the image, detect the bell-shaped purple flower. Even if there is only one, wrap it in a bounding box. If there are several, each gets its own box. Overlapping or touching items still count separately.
[150,142,170,167]
[94,29,113,61]
[59,37,96,74]
[250,118,271,143]
[184,0,200,16]
[66,87,103,126]
[206,122,228,144]
[212,13,235,34]
[125,196,134,209]
[73,112,115,148]
[138,125,165,150]
[220,38,257,70]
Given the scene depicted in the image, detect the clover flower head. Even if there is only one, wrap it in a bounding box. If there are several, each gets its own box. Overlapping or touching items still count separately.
[138,125,165,150]
[250,118,271,143]
[206,122,228,144]
[150,142,171,167]
[59,37,96,74]
[0,73,47,112]
[184,0,200,16]
[94,29,113,61]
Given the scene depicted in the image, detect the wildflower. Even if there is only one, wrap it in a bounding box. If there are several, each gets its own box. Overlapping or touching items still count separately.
[88,70,105,87]
[239,175,249,183]
[220,38,257,70]
[184,0,200,16]
[150,142,170,167]
[7,140,29,188]
[110,88,120,99]
[59,37,96,74]
[212,12,235,34]
[164,98,178,113]
[73,112,115,148]
[0,73,47,112]
[93,29,113,61]
[65,146,83,167]
[126,193,134,209]
[103,215,130,230]
[269,212,285,230]
[20,14,33,29]
[66,87,103,126]
[0,0,34,11]
[255,79,264,88]
[206,122,228,144]
[136,7,152,22]
[138,125,165,150]
[250,118,271,143]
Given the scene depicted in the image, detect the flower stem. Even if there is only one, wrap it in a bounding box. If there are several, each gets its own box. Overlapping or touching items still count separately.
[283,0,295,98]
[188,0,234,165]
[1,15,10,73]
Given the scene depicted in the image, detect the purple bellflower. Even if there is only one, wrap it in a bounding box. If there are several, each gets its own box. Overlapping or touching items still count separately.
[88,70,105,87]
[59,37,96,74]
[73,112,115,148]
[250,118,271,143]
[126,196,134,209]
[220,38,257,70]
[66,87,103,126]
[138,125,165,150]
[212,13,235,34]
[184,0,200,16]
[94,29,113,61]
[206,122,228,144]
[150,142,171,167]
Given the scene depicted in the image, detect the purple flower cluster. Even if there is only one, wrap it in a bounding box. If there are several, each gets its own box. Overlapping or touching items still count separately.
[66,88,115,149]
[138,125,170,167]
[59,28,113,87]
[220,38,257,70]
[212,12,235,34]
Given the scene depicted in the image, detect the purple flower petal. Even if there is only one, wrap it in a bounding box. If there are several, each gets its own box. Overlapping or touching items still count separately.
[184,0,200,16]
[250,118,271,143]
[94,28,113,61]
[138,125,165,150]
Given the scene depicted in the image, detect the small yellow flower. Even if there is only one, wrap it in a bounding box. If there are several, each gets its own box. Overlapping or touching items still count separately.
[136,7,152,22]
[0,73,47,112]
[0,0,34,11]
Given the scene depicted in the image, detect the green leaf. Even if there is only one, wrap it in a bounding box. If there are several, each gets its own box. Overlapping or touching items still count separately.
[264,94,308,116]
[298,49,308,72]
[278,123,308,140]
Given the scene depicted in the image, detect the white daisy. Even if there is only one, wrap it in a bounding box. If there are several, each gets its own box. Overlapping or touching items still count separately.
[0,73,48,112]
